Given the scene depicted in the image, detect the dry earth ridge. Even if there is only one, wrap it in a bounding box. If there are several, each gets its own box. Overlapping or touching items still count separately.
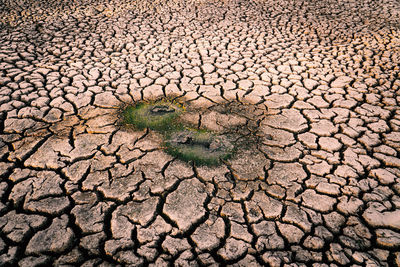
[1,0,400,265]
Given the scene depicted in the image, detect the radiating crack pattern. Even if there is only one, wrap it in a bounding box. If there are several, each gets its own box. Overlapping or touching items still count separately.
[1,0,400,265]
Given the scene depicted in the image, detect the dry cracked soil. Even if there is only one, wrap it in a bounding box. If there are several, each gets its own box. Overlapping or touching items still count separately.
[1,0,400,266]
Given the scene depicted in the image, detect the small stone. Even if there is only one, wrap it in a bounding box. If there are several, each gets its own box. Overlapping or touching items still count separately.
[150,105,175,114]
[166,129,234,165]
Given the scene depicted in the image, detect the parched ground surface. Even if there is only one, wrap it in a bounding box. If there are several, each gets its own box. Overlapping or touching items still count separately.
[1,0,400,266]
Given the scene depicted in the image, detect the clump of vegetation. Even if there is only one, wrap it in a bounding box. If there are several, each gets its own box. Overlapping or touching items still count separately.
[164,129,235,166]
[122,100,184,132]
[122,99,236,166]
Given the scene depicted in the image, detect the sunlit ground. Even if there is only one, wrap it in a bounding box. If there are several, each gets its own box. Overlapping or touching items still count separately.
[0,0,400,265]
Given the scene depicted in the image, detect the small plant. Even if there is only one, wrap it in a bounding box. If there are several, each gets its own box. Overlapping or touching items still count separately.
[122,100,184,132]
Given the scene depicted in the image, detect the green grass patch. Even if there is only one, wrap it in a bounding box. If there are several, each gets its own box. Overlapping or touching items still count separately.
[122,100,184,132]
[164,129,235,166]
[122,99,236,166]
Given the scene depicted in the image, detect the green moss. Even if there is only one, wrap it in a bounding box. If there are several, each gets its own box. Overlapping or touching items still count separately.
[122,101,184,132]
[164,129,235,166]
[122,99,237,166]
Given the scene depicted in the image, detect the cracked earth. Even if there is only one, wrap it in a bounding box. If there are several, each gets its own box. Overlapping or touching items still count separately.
[1,0,400,265]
